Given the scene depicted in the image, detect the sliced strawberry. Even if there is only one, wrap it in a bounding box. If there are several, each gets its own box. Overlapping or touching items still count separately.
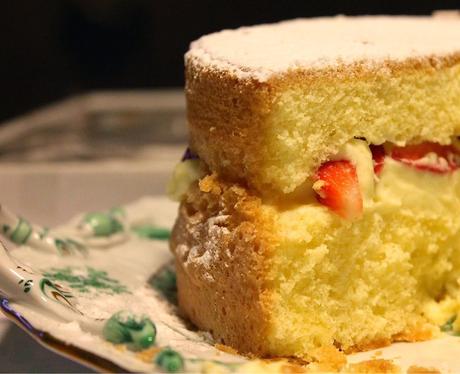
[390,142,460,173]
[370,144,386,175]
[313,160,363,220]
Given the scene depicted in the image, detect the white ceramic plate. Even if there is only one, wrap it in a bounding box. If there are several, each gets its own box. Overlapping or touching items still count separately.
[0,197,250,372]
[0,196,460,373]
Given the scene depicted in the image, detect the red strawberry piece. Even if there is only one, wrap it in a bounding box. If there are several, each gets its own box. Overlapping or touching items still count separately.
[370,144,386,175]
[313,160,363,220]
[390,142,460,173]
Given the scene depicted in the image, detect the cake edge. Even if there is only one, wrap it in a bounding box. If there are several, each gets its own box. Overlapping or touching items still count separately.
[170,174,275,356]
[186,52,460,196]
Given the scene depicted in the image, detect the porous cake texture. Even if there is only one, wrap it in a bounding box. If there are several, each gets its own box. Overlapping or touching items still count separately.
[170,15,460,362]
[186,16,460,195]
[173,163,460,359]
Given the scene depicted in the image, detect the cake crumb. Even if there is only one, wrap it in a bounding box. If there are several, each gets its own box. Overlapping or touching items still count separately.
[199,174,222,195]
[136,346,162,363]
[406,366,440,374]
[346,338,392,353]
[215,343,239,355]
[347,359,400,373]
[308,346,347,372]
[281,363,307,373]
[393,324,435,342]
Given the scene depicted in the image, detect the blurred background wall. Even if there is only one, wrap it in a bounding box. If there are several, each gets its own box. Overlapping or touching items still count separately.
[1,0,458,122]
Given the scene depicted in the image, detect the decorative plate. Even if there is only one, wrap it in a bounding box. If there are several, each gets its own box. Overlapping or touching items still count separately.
[0,196,459,373]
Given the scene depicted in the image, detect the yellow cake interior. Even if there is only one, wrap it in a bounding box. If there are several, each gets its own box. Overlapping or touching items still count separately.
[170,140,460,360]
[267,156,460,356]
[264,64,460,194]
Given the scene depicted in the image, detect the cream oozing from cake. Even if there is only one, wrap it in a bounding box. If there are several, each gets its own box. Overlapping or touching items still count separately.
[187,16,460,81]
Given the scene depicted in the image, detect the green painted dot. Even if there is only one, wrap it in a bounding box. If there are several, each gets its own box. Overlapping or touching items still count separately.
[103,311,156,351]
[84,212,123,237]
[2,224,10,233]
[151,268,177,304]
[103,314,131,344]
[128,319,156,351]
[155,348,184,373]
[10,219,32,244]
[132,225,171,240]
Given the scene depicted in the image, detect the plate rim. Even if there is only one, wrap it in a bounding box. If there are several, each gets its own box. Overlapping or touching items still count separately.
[0,297,130,373]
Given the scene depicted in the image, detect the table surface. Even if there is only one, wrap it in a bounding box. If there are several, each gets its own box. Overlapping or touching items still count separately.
[0,316,94,372]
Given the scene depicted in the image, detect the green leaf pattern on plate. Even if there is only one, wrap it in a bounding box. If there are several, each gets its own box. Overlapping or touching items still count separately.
[150,266,177,304]
[132,225,171,240]
[8,218,32,244]
[43,266,129,295]
[441,314,460,336]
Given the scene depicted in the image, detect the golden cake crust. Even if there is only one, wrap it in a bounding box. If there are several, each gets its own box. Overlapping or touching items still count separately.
[170,174,275,355]
[186,60,273,191]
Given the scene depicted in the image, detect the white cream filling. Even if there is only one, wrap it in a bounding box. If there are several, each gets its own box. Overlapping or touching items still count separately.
[332,138,375,208]
[167,159,205,201]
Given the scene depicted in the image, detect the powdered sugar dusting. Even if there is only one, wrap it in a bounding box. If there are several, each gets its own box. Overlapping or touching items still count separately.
[187,16,460,81]
[177,215,230,282]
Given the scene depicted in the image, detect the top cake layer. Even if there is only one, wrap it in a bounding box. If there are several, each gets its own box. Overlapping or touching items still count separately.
[185,16,460,196]
[187,16,460,82]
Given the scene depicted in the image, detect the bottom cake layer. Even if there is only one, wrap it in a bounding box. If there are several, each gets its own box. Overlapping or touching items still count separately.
[170,160,460,361]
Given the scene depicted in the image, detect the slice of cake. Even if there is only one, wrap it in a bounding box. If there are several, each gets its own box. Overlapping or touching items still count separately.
[186,16,460,196]
[170,16,460,362]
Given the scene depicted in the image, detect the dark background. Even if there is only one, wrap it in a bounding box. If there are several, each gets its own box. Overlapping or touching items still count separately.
[1,1,459,122]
